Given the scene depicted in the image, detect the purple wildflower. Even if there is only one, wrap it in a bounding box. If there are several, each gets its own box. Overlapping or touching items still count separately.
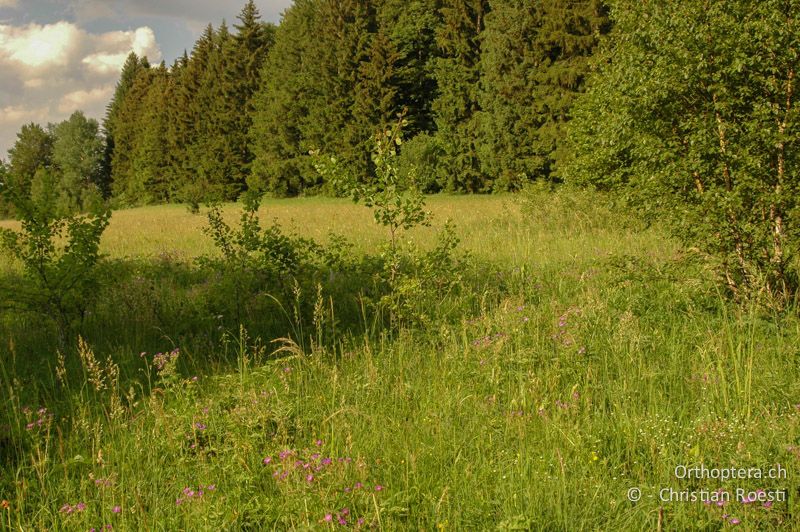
[374,484,384,492]
[263,456,272,465]
[112,505,121,514]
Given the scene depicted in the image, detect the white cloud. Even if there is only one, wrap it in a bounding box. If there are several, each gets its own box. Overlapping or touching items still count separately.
[0,21,161,158]
[58,85,113,113]
[0,21,79,68]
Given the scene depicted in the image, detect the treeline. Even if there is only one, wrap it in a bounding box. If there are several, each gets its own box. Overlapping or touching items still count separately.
[1,0,609,212]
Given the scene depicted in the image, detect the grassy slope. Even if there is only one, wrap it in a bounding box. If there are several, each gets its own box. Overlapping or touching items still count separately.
[1,192,798,530]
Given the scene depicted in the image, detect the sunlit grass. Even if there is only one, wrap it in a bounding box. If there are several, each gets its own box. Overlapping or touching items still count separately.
[1,191,797,530]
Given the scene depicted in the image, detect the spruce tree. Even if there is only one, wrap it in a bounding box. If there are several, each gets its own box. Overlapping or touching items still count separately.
[250,0,378,195]
[129,63,172,203]
[249,1,313,195]
[111,64,153,203]
[377,0,442,136]
[173,24,217,203]
[432,0,490,192]
[103,52,147,197]
[479,0,608,188]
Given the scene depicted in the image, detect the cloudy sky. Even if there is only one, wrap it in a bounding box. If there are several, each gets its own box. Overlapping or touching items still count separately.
[0,0,293,159]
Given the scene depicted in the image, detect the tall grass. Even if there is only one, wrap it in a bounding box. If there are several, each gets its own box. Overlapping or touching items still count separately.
[0,190,797,530]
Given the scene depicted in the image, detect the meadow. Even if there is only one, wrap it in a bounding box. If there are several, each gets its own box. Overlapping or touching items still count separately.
[1,190,798,530]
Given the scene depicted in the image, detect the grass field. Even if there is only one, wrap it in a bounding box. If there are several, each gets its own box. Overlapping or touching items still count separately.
[1,191,798,530]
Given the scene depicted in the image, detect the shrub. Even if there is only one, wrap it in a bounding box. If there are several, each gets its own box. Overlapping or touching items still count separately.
[0,177,110,344]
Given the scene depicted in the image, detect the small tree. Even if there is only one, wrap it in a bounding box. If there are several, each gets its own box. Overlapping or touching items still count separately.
[0,176,110,345]
[314,112,431,258]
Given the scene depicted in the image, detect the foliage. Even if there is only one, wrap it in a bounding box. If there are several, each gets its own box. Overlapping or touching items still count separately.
[50,111,106,214]
[6,123,54,203]
[566,0,800,303]
[0,179,110,343]
[314,114,432,253]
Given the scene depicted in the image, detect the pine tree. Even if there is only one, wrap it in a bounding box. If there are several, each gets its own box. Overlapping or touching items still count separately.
[432,0,490,192]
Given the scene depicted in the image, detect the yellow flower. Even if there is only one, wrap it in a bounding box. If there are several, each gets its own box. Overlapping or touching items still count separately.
[591,451,599,462]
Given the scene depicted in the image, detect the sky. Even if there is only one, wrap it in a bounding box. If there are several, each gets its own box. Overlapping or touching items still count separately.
[0,0,293,160]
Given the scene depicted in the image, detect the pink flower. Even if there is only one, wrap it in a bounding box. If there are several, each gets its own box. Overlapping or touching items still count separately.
[306,474,314,483]
[374,484,384,492]
[75,502,86,511]
[323,514,333,522]
[112,505,121,514]
[315,439,324,447]
[263,456,272,465]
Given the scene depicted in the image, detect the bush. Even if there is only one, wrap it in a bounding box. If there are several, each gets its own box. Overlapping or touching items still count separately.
[0,178,110,344]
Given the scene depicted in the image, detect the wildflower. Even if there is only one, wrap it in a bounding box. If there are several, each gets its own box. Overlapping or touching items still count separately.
[279,449,292,460]
[340,508,350,516]
[75,502,86,511]
[207,484,216,491]
[354,482,363,489]
[374,484,384,492]
[315,439,324,447]
[176,498,183,505]
[0,500,9,509]
[112,505,121,514]
[338,516,348,525]
[306,474,314,483]
[763,501,773,509]
[344,487,352,493]
[358,518,365,526]
[194,422,207,431]
[321,457,332,466]
[323,514,333,523]
[283,367,291,373]
[60,503,73,514]
[730,517,740,525]
[263,456,272,465]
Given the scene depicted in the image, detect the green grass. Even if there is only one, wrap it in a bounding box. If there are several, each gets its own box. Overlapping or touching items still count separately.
[1,190,798,530]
